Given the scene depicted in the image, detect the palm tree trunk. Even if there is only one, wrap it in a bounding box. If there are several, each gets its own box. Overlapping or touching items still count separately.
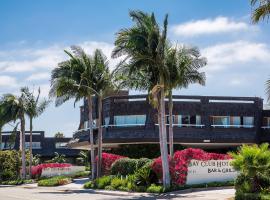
[159,81,171,188]
[87,96,96,180]
[29,117,33,178]
[20,127,23,151]
[168,90,174,157]
[97,96,103,178]
[20,115,26,179]
[0,126,2,150]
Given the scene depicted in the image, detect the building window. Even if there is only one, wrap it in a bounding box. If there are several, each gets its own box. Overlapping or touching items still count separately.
[212,116,230,127]
[196,115,202,125]
[176,115,202,127]
[84,120,97,129]
[25,142,41,149]
[104,117,110,127]
[243,116,254,128]
[211,116,254,128]
[231,116,241,127]
[114,115,146,126]
[263,117,270,127]
[55,142,68,149]
[166,115,175,124]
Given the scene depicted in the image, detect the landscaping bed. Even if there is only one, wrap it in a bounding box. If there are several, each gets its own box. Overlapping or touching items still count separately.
[38,176,72,187]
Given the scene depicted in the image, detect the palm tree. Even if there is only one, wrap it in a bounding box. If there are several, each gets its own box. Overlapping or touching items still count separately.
[250,0,270,23]
[50,46,111,179]
[21,87,50,177]
[166,45,206,156]
[0,91,28,179]
[91,50,112,178]
[112,10,171,188]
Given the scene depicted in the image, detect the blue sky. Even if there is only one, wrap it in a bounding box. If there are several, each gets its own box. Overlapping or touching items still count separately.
[1,0,270,137]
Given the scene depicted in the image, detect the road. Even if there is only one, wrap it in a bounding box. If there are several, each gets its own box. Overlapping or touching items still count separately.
[0,184,235,200]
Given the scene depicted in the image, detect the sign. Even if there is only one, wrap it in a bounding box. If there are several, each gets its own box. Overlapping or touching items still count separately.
[41,166,85,177]
[186,159,238,185]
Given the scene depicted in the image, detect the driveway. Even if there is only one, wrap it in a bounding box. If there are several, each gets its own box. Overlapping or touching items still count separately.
[0,180,235,200]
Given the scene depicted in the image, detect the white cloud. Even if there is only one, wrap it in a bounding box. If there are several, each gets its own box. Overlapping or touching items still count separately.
[171,17,250,37]
[202,41,270,72]
[0,41,120,73]
[0,75,17,87]
[26,72,50,81]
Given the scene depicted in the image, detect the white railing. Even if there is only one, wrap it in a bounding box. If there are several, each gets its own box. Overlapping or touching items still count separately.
[211,125,254,128]
[155,124,205,128]
[103,124,145,127]
[74,124,146,133]
[261,126,270,129]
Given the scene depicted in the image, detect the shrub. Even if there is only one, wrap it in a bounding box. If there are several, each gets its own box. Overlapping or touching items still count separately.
[110,177,128,189]
[98,153,126,175]
[0,179,34,185]
[231,143,270,199]
[111,158,138,176]
[84,181,94,189]
[152,148,230,185]
[136,158,152,169]
[134,162,157,187]
[146,184,164,193]
[70,171,89,179]
[104,185,116,190]
[37,176,71,186]
[95,176,112,189]
[0,150,21,181]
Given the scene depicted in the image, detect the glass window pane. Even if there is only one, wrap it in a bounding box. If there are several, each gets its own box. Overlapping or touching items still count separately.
[104,117,110,126]
[243,116,254,127]
[136,115,146,124]
[114,115,146,126]
[196,115,201,125]
[190,116,196,124]
[231,116,240,126]
[212,116,229,126]
[182,115,190,124]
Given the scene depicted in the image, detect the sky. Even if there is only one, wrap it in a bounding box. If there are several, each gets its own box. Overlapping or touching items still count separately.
[0,0,270,137]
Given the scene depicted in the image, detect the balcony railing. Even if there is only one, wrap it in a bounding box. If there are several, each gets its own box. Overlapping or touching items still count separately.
[155,124,205,128]
[211,125,254,128]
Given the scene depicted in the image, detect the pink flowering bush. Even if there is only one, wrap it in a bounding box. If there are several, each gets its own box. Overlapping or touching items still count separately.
[97,153,126,175]
[152,148,231,185]
[31,163,72,178]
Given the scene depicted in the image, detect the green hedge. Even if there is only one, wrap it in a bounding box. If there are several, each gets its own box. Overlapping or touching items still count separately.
[0,179,34,185]
[38,176,71,187]
[0,150,21,181]
[111,158,138,176]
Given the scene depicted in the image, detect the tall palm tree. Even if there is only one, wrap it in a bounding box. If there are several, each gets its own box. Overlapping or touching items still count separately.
[21,87,50,177]
[91,50,112,178]
[250,0,270,23]
[112,10,171,188]
[50,46,111,179]
[166,45,206,157]
[0,91,28,179]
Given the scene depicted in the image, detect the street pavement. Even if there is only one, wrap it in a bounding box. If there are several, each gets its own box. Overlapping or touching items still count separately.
[0,179,235,200]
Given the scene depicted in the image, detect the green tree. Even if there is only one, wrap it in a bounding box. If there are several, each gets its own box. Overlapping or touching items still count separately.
[0,91,29,179]
[50,46,112,179]
[112,10,171,188]
[51,152,66,163]
[54,132,65,138]
[21,87,50,177]
[166,45,206,156]
[76,150,89,167]
[250,0,270,23]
